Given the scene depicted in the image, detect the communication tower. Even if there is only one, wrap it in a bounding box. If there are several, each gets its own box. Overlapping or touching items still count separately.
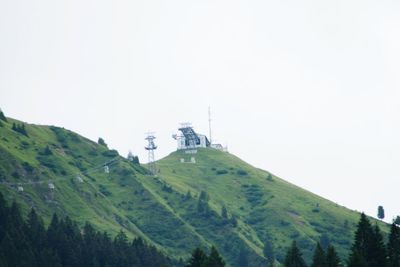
[208,106,212,145]
[145,132,157,175]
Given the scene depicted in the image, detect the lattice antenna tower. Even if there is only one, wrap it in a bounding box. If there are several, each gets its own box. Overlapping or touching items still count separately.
[208,106,212,145]
[145,132,157,175]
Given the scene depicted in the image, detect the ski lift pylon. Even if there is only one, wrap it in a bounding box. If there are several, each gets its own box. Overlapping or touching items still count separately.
[76,175,83,183]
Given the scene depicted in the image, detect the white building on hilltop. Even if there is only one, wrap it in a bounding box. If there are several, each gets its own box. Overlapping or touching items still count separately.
[177,133,210,150]
[173,123,210,150]
[172,123,227,152]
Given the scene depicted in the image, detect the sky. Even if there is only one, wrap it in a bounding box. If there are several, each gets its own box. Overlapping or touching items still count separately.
[1,0,399,222]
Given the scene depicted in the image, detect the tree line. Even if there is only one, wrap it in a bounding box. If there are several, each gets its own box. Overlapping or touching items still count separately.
[0,192,228,267]
[283,213,400,267]
[1,189,399,267]
[11,122,28,136]
[0,193,171,267]
[185,212,400,267]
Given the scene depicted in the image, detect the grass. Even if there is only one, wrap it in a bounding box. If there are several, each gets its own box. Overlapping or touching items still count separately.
[0,116,390,266]
[149,148,389,264]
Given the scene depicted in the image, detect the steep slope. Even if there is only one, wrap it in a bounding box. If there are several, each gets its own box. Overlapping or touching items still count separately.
[0,115,388,266]
[141,148,389,265]
[0,117,206,260]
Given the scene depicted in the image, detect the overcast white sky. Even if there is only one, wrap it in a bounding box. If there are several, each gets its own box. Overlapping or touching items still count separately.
[1,0,399,222]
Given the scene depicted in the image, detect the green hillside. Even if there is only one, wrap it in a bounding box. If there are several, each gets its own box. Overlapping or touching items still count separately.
[0,114,388,266]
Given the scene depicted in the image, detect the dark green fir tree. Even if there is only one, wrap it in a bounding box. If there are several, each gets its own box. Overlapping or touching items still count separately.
[348,213,373,267]
[326,245,341,267]
[369,224,387,267]
[0,109,7,121]
[284,241,307,267]
[311,242,327,267]
[348,213,387,267]
[221,205,228,219]
[378,206,385,220]
[186,248,207,267]
[206,246,225,267]
[388,223,400,267]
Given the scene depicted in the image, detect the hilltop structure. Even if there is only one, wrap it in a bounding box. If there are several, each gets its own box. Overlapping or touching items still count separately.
[172,122,227,151]
[173,123,210,150]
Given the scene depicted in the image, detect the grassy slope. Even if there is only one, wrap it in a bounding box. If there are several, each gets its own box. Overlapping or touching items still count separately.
[0,118,205,259]
[146,148,389,264]
[0,116,389,266]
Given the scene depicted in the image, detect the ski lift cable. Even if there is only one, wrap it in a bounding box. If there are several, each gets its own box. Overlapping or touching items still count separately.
[0,156,137,209]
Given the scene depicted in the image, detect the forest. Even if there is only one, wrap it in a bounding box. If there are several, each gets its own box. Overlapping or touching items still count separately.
[1,189,399,267]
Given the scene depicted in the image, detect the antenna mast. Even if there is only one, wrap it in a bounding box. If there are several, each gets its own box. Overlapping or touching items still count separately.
[145,132,157,175]
[208,106,212,145]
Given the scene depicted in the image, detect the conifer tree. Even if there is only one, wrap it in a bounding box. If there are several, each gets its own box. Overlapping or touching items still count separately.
[0,232,19,266]
[230,214,238,227]
[114,229,130,267]
[0,199,171,267]
[319,234,330,250]
[349,251,368,267]
[206,246,225,267]
[47,213,60,248]
[348,213,388,267]
[11,123,28,136]
[186,248,207,267]
[348,213,373,267]
[98,137,107,147]
[197,191,210,215]
[284,241,307,267]
[378,206,385,220]
[311,242,327,267]
[221,205,228,219]
[82,222,97,267]
[20,123,27,136]
[370,224,387,267]
[388,223,400,267]
[4,202,34,266]
[326,245,340,267]
[26,208,46,254]
[0,193,7,240]
[0,109,7,121]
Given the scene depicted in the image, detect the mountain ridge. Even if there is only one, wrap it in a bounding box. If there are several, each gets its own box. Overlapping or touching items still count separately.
[0,115,388,266]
